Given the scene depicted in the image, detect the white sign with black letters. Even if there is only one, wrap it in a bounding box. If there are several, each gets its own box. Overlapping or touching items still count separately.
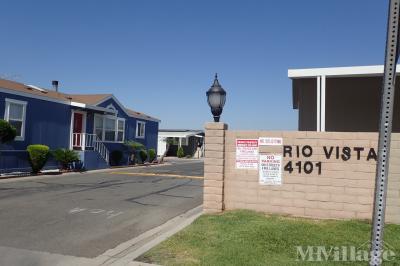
[259,154,282,185]
[259,137,283,146]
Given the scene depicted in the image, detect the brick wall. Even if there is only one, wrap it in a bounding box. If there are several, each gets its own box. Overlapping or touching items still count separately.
[203,123,400,224]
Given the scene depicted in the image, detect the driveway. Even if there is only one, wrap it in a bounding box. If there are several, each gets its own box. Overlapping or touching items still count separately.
[0,159,203,260]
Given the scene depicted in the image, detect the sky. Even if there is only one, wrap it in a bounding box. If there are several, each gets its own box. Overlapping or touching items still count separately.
[0,0,390,130]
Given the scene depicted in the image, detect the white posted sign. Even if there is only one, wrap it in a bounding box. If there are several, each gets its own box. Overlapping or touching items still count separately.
[259,137,283,146]
[259,154,282,185]
[236,139,259,169]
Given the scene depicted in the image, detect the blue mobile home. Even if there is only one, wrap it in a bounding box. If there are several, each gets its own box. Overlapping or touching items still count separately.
[0,79,160,172]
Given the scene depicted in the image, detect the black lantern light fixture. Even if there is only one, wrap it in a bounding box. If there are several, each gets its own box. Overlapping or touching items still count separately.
[206,73,226,122]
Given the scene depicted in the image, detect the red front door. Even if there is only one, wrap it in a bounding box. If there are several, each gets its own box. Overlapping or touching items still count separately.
[73,113,83,149]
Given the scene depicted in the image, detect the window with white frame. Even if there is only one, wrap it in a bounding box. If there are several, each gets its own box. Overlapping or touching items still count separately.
[117,119,124,141]
[4,99,27,140]
[94,114,125,142]
[136,121,145,138]
[94,115,103,139]
[104,117,116,141]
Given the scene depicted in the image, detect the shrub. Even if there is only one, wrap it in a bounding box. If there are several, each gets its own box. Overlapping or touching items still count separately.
[139,150,147,163]
[27,145,50,173]
[148,148,156,162]
[124,141,146,164]
[0,119,17,143]
[124,141,145,152]
[52,149,80,170]
[110,150,123,166]
[177,146,185,158]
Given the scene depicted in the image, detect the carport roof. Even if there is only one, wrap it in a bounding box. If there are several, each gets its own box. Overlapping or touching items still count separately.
[288,65,400,79]
[159,129,204,138]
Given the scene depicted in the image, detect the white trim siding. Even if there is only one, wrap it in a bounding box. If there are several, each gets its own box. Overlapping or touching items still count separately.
[95,95,160,122]
[94,95,130,117]
[4,98,27,141]
[106,104,118,115]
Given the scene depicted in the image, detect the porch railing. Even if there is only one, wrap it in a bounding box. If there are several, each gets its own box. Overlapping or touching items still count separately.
[72,133,109,164]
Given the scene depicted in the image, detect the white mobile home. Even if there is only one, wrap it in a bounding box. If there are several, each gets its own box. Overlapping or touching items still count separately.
[288,65,400,132]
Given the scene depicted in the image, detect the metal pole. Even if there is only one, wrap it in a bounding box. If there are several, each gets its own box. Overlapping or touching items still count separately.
[370,0,400,265]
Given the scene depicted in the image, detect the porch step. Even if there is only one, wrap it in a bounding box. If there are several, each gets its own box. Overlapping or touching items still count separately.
[79,150,109,170]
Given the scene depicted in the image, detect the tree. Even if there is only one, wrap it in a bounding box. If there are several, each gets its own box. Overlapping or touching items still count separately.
[177,146,185,158]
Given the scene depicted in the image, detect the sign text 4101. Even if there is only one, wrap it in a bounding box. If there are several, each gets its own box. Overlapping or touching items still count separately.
[284,161,321,175]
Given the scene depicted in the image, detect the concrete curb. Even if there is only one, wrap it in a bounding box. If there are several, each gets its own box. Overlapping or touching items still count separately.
[0,163,172,183]
[94,205,203,266]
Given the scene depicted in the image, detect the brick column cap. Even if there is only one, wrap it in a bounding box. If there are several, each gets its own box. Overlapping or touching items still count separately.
[205,122,228,130]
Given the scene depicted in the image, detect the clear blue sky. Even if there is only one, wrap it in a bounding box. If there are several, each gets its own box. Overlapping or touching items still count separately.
[0,0,389,130]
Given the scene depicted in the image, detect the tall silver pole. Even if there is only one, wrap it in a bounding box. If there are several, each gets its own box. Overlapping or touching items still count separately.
[370,0,400,265]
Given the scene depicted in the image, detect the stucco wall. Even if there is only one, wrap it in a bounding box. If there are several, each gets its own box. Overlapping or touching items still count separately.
[204,123,400,224]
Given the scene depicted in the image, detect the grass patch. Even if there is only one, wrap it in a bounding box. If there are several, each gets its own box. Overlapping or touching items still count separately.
[137,210,400,266]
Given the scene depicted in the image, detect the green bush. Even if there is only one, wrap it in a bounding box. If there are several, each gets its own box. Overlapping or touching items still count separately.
[124,141,145,152]
[110,150,123,166]
[139,150,147,163]
[148,148,156,162]
[177,146,185,158]
[52,148,80,170]
[27,145,50,173]
[124,141,146,164]
[0,119,17,143]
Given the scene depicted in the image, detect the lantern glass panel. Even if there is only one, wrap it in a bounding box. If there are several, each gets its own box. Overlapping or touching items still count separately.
[208,92,221,108]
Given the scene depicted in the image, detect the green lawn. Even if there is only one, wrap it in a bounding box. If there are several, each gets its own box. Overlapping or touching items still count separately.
[137,210,400,266]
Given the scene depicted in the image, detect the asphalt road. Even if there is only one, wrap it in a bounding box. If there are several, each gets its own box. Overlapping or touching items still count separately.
[0,159,203,259]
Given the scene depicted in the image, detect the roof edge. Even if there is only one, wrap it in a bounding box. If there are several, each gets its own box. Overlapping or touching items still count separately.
[288,65,400,79]
[93,94,161,122]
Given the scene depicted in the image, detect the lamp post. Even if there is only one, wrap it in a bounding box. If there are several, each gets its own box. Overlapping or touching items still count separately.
[206,73,226,122]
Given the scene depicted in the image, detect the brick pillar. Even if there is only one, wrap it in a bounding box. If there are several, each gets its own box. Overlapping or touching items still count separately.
[203,122,227,213]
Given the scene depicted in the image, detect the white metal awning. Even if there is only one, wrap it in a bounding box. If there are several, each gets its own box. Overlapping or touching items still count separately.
[288,65,400,79]
[158,131,203,139]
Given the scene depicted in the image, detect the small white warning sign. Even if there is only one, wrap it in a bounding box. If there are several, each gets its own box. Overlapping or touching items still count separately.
[259,137,283,146]
[259,154,282,185]
[236,139,259,169]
